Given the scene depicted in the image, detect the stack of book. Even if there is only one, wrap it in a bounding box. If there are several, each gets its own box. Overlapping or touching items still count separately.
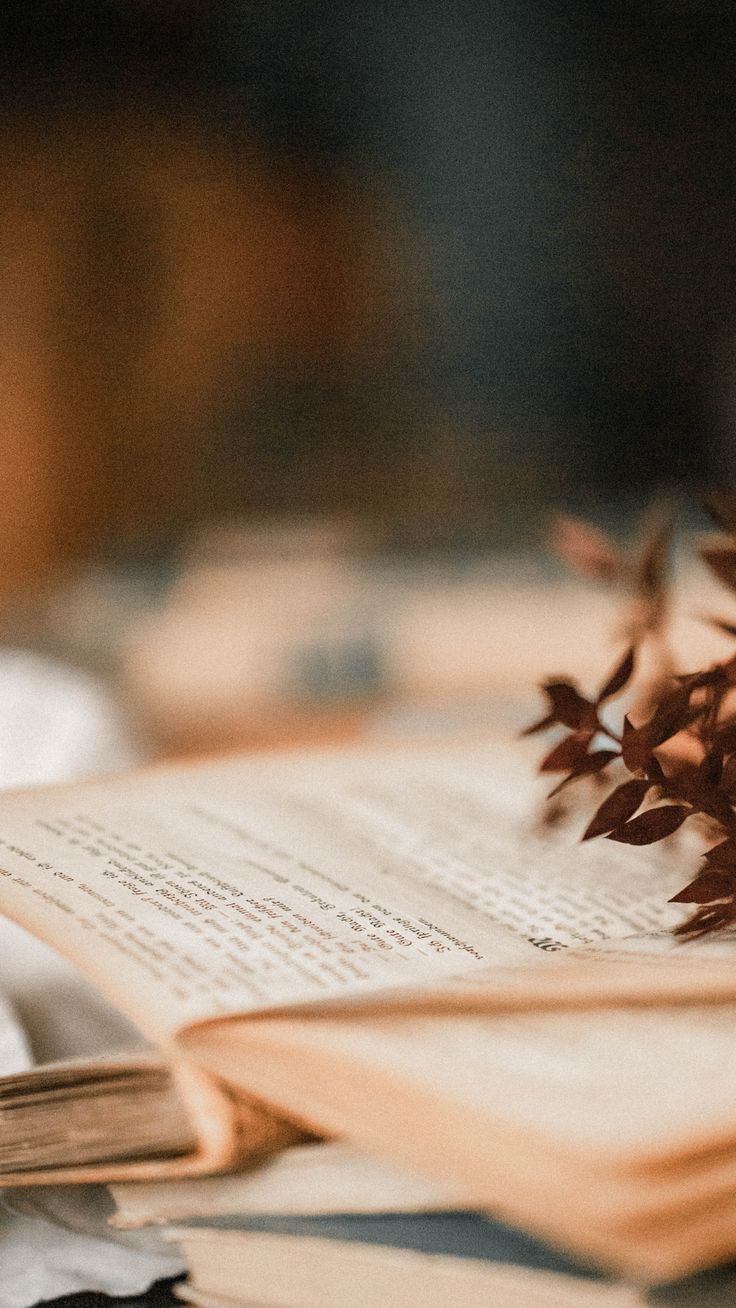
[112,1146,643,1306]
[2,740,736,1303]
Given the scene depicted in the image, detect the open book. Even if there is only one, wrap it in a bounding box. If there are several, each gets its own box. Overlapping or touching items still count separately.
[2,741,736,1279]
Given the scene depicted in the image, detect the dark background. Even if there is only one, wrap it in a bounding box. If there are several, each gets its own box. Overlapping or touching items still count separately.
[1,1,735,588]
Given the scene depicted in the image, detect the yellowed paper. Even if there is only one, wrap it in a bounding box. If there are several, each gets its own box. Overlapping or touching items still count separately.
[111,1141,462,1227]
[0,743,733,1047]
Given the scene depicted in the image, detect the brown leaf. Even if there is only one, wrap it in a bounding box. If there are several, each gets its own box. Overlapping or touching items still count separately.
[582,778,650,841]
[705,617,736,639]
[575,748,618,776]
[647,685,692,735]
[606,804,690,845]
[700,547,736,593]
[520,712,556,737]
[719,756,736,797]
[645,754,666,783]
[675,667,727,690]
[596,647,635,705]
[696,792,735,828]
[540,798,568,829]
[621,715,651,773]
[698,749,724,787]
[668,763,735,828]
[549,516,621,581]
[703,837,736,867]
[713,721,736,754]
[635,508,673,598]
[542,681,596,731]
[702,490,736,536]
[546,750,618,798]
[646,685,697,748]
[540,733,591,774]
[673,901,736,939]
[669,869,736,904]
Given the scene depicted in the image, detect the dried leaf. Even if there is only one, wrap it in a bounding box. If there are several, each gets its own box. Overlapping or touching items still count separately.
[576,748,619,775]
[702,489,736,536]
[606,804,690,845]
[540,733,591,774]
[645,754,666,783]
[582,779,650,841]
[534,494,736,938]
[542,681,596,731]
[520,713,556,737]
[700,547,736,593]
[705,617,736,639]
[549,516,621,581]
[697,792,736,828]
[621,715,651,773]
[596,647,635,705]
[699,750,724,784]
[713,721,736,754]
[673,901,736,939]
[718,756,736,797]
[541,799,567,829]
[675,667,727,689]
[669,869,736,903]
[645,686,697,748]
[635,508,673,598]
[667,764,735,829]
[703,838,736,867]
[546,750,618,798]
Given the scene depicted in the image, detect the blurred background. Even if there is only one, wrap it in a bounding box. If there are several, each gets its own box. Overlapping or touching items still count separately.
[1,1,736,757]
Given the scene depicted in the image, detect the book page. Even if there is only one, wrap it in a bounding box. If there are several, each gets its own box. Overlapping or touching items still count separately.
[0,742,731,1040]
[0,746,535,1038]
[111,1141,463,1227]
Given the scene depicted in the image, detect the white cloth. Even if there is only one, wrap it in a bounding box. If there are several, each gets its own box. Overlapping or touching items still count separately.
[0,1194,182,1308]
[0,651,184,1307]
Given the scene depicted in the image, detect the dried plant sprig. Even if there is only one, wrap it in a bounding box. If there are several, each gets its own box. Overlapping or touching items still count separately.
[528,497,736,940]
[550,505,676,709]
